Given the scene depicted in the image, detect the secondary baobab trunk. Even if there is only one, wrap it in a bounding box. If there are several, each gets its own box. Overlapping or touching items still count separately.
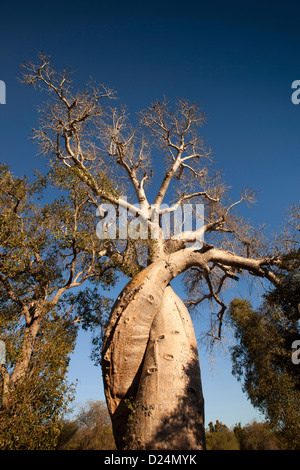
[128,286,205,449]
[101,259,206,450]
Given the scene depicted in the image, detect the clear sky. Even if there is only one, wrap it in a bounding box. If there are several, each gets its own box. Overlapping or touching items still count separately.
[0,0,299,428]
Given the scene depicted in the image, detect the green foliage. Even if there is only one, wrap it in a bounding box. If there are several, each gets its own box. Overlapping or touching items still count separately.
[206,421,239,450]
[206,420,284,450]
[56,400,116,450]
[68,286,114,365]
[233,421,282,450]
[0,164,116,449]
[228,252,300,449]
[0,314,77,449]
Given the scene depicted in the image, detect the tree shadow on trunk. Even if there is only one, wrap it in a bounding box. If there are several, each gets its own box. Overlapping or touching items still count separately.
[135,349,206,450]
[124,286,206,450]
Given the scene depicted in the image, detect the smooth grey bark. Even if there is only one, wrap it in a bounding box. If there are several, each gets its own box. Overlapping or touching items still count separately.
[101,258,205,450]
[128,285,205,450]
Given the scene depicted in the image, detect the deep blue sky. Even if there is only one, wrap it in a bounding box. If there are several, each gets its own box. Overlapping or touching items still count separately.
[1,0,299,427]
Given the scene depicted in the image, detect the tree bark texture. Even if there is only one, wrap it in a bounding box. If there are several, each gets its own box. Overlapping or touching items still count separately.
[101,260,205,450]
[1,314,42,408]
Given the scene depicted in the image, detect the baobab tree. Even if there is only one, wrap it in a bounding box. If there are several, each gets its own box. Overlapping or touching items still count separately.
[21,54,283,450]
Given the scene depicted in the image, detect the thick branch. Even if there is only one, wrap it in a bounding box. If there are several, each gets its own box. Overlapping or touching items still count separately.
[154,150,183,208]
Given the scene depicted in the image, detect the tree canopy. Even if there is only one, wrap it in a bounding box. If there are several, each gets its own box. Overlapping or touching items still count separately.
[20,53,285,339]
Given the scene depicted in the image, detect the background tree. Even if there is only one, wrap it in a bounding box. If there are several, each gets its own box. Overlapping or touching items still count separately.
[0,164,116,449]
[233,421,282,450]
[21,54,286,450]
[206,420,239,450]
[56,400,116,450]
[228,206,300,449]
[206,420,283,450]
[0,309,77,449]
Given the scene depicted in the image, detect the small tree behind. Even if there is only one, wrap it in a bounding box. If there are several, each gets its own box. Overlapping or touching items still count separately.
[206,421,239,450]
[234,421,282,450]
[57,401,116,450]
[0,313,77,449]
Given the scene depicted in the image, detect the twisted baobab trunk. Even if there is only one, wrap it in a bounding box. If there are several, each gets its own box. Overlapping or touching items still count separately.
[101,256,205,450]
[101,245,280,449]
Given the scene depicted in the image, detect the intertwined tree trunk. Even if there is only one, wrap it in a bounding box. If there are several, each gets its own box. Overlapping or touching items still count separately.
[101,248,280,449]
[101,259,205,449]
